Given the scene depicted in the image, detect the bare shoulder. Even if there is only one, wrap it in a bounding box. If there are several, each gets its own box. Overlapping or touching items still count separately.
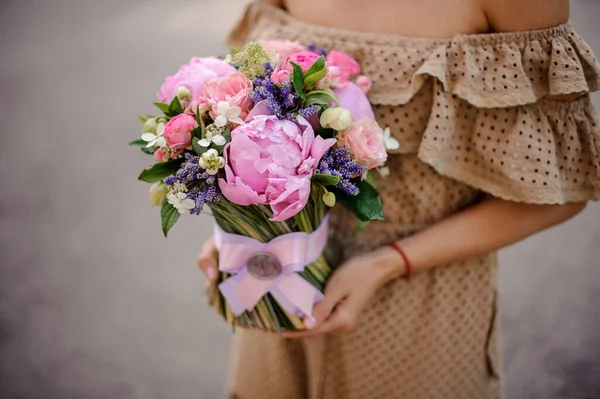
[482,0,570,32]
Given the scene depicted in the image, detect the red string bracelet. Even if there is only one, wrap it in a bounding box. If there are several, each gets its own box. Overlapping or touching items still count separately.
[385,242,412,279]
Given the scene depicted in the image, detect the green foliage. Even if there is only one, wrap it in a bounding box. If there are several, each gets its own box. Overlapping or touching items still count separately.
[304,91,337,107]
[161,200,180,237]
[153,97,183,117]
[290,62,305,100]
[128,138,155,155]
[333,179,385,222]
[311,173,341,187]
[138,157,184,183]
[303,56,327,86]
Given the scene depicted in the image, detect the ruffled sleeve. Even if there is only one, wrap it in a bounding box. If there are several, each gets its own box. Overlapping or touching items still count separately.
[414,25,600,204]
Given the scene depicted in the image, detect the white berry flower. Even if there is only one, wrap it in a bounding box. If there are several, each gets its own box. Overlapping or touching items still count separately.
[383,127,400,151]
[198,126,227,147]
[378,166,391,178]
[167,192,195,214]
[319,107,353,131]
[198,149,225,175]
[141,122,167,148]
[214,101,244,128]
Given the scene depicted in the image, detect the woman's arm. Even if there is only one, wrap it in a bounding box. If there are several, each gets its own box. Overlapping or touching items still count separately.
[281,198,585,337]
[379,198,586,280]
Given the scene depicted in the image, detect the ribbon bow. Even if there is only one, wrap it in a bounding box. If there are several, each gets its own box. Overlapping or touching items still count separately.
[213,215,329,317]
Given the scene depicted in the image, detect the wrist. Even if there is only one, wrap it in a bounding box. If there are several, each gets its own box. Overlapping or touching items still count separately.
[373,246,407,286]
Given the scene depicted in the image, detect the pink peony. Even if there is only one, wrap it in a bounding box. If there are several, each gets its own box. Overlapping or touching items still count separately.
[326,51,361,80]
[341,117,387,169]
[356,75,372,93]
[218,112,336,221]
[202,72,253,120]
[163,114,197,150]
[157,57,236,105]
[258,40,305,62]
[284,51,321,73]
[333,82,375,121]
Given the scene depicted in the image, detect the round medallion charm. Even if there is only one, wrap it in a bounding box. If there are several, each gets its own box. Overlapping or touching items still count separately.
[247,251,282,280]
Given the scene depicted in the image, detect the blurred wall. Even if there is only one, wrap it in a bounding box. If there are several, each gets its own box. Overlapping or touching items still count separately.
[0,1,599,398]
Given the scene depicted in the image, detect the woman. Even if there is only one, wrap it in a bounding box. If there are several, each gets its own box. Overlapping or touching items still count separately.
[197,0,600,397]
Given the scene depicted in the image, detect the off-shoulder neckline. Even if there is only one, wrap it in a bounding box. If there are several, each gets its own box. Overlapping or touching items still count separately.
[254,1,572,47]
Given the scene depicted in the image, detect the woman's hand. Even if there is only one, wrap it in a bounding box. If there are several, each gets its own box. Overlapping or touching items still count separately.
[196,236,219,286]
[281,246,405,338]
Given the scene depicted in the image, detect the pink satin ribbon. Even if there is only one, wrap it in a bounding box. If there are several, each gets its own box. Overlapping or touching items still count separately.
[213,215,329,317]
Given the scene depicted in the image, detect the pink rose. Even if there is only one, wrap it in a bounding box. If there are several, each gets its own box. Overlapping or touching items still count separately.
[157,57,236,105]
[341,117,387,169]
[153,147,183,163]
[270,64,291,84]
[258,40,305,62]
[356,75,372,93]
[202,72,253,120]
[218,114,336,221]
[284,51,321,73]
[164,114,197,150]
[333,82,375,121]
[153,148,169,163]
[326,51,360,80]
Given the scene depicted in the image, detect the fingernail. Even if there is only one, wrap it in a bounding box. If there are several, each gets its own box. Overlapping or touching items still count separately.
[304,316,317,329]
[207,266,218,280]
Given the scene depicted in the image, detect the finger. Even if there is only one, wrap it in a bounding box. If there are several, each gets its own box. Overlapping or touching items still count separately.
[197,237,219,282]
[305,278,348,329]
[283,298,358,338]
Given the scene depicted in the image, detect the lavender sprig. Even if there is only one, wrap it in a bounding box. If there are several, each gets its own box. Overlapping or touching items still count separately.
[307,44,329,57]
[251,63,322,122]
[316,147,366,196]
[165,153,221,214]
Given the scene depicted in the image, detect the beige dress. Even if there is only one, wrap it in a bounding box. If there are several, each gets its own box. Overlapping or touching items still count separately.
[224,2,600,398]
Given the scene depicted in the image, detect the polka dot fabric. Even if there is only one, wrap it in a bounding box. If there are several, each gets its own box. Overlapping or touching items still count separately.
[224,2,600,398]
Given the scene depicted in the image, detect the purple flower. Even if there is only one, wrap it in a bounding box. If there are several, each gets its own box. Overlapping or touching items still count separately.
[316,147,366,196]
[165,153,222,214]
[307,44,329,57]
[251,63,322,122]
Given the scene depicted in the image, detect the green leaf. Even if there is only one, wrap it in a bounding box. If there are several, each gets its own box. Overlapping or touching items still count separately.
[364,170,378,190]
[311,173,341,187]
[304,91,337,107]
[222,127,231,142]
[303,56,325,79]
[191,126,203,139]
[153,102,170,114]
[334,179,385,222]
[161,200,180,237]
[356,219,370,231]
[129,138,155,154]
[168,96,183,116]
[199,114,207,138]
[138,158,184,183]
[192,137,209,156]
[304,69,328,87]
[128,138,146,147]
[138,114,149,123]
[290,62,305,100]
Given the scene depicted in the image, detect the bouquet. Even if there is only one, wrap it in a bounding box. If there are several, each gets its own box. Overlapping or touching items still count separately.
[131,41,395,332]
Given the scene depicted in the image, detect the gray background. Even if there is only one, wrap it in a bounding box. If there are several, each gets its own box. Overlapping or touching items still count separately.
[0,1,599,398]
